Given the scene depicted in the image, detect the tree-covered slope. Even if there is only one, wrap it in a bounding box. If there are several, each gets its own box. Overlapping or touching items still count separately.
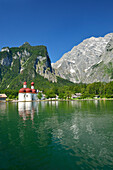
[0,42,73,90]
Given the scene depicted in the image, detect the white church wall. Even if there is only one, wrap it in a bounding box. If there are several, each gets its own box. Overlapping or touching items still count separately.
[26,93,32,101]
[18,93,26,101]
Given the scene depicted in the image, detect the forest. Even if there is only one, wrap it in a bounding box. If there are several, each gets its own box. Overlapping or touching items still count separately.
[0,81,113,99]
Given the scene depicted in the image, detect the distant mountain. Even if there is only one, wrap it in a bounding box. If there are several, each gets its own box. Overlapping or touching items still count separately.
[0,43,73,90]
[52,33,113,83]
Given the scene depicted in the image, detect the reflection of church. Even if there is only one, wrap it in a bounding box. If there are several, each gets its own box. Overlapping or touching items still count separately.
[18,82,38,101]
[18,102,38,120]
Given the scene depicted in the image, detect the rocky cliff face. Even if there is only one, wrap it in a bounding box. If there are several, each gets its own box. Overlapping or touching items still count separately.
[0,43,57,89]
[52,33,113,83]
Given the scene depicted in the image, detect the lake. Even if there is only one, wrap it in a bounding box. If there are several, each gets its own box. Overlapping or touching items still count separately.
[0,100,113,169]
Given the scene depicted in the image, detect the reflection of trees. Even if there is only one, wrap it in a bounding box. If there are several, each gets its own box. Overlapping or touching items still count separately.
[17,100,112,154]
[1,100,113,169]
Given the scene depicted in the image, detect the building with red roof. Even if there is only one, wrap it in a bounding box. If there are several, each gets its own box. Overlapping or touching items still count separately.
[18,82,38,101]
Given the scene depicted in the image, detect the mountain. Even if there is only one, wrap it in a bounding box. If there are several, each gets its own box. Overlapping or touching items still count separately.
[0,43,73,90]
[52,33,113,83]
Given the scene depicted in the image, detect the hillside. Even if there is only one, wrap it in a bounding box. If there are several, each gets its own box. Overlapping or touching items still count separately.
[52,33,113,83]
[0,43,73,90]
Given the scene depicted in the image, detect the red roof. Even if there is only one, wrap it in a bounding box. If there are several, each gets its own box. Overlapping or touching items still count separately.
[32,89,37,93]
[26,88,32,93]
[19,88,25,93]
[23,82,27,85]
[31,82,34,86]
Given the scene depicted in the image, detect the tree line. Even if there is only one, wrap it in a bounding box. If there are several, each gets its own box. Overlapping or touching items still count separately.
[1,81,113,99]
[43,81,113,99]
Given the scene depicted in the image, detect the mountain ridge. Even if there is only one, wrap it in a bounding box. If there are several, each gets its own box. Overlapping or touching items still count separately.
[52,33,113,83]
[0,43,73,90]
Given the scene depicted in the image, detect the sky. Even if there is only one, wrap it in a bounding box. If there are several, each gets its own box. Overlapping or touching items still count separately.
[0,0,113,63]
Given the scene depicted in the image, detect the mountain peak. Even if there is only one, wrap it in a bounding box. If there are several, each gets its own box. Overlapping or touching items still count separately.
[21,42,31,48]
[52,33,113,83]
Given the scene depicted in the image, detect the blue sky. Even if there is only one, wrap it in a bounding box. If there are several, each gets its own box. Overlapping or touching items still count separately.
[0,0,113,63]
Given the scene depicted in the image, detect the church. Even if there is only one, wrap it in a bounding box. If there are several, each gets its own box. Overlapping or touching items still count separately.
[18,82,38,101]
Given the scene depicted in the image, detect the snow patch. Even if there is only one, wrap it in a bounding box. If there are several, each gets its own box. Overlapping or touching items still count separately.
[84,66,91,73]
[57,63,61,68]
[70,68,75,73]
[97,60,102,64]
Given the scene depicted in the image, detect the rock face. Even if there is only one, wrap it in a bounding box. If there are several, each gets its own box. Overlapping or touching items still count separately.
[52,33,113,83]
[0,43,57,89]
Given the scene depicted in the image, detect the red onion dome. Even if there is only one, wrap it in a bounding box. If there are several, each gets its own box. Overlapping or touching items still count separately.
[32,89,37,93]
[31,82,34,86]
[25,88,32,93]
[23,82,27,85]
[19,88,25,93]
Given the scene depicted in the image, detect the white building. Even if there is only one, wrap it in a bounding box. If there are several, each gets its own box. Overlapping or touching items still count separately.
[18,82,38,101]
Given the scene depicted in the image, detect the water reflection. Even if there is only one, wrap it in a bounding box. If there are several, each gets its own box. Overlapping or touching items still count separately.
[0,102,7,113]
[18,102,38,120]
[1,100,113,169]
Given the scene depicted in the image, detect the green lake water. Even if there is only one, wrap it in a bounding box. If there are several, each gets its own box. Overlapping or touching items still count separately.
[0,100,113,169]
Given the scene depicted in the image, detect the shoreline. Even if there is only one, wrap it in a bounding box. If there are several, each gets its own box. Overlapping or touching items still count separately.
[1,98,113,103]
